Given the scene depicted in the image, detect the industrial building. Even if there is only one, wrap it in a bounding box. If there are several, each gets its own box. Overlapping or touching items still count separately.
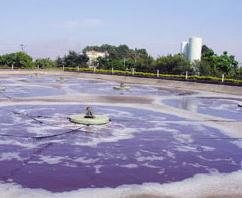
[181,37,202,63]
[85,50,109,67]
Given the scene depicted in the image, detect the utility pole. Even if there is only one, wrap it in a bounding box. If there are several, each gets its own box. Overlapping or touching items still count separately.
[134,51,137,64]
[20,44,25,52]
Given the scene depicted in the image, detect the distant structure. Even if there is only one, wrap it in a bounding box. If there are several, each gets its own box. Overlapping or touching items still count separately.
[181,41,189,58]
[181,37,202,63]
[20,44,26,52]
[85,50,109,67]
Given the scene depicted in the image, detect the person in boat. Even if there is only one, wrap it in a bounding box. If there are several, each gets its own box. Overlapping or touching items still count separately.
[120,82,125,88]
[84,106,95,119]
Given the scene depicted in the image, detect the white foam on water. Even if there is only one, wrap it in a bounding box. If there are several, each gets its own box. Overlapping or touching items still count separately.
[26,125,59,136]
[120,164,139,169]
[162,150,176,159]
[62,162,78,168]
[173,134,194,144]
[71,126,138,147]
[102,108,135,118]
[175,145,199,153]
[141,163,160,169]
[38,155,66,165]
[0,138,35,149]
[198,155,236,164]
[73,157,99,164]
[25,122,70,136]
[0,152,23,161]
[1,170,242,198]
[94,164,103,174]
[0,122,17,127]
[200,145,215,152]
[190,124,208,132]
[232,140,242,149]
[1,107,140,148]
[29,154,100,166]
[158,169,166,175]
[147,126,179,133]
[206,100,239,111]
[136,155,164,162]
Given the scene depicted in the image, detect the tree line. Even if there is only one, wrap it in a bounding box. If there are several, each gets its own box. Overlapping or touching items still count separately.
[0,51,88,69]
[0,44,241,79]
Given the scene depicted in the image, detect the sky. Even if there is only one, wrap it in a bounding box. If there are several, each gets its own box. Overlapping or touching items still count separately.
[0,0,241,62]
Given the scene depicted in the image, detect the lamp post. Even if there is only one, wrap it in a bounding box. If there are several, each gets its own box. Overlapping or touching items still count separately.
[132,68,135,76]
[222,74,225,83]
[20,44,25,52]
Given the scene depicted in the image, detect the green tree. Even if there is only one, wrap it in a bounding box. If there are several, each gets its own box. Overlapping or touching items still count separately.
[96,57,112,69]
[0,55,4,66]
[0,52,33,68]
[155,54,191,74]
[83,45,154,71]
[60,51,89,68]
[56,57,64,67]
[135,56,154,72]
[197,45,239,77]
[15,52,33,68]
[35,58,56,69]
[202,45,215,58]
[111,59,125,70]
[214,51,238,76]
[237,66,242,80]
[193,60,213,76]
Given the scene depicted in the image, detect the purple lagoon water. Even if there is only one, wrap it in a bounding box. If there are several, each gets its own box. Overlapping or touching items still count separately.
[0,74,185,98]
[163,97,242,121]
[0,73,242,197]
[0,104,242,192]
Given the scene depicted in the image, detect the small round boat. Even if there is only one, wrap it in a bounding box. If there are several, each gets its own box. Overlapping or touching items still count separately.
[113,86,130,90]
[68,114,110,125]
[0,86,6,91]
[56,77,65,82]
[18,79,29,82]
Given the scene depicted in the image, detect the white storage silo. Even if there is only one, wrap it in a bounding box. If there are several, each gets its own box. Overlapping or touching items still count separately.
[181,41,189,58]
[188,37,202,62]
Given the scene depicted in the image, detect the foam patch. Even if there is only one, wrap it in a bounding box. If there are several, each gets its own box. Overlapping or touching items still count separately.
[0,170,242,198]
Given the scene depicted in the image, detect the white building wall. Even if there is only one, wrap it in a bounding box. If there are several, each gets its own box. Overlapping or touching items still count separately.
[181,41,189,58]
[181,37,202,63]
[188,37,202,62]
[85,50,108,66]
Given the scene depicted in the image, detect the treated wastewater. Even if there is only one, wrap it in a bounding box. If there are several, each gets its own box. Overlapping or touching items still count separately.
[0,73,242,198]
